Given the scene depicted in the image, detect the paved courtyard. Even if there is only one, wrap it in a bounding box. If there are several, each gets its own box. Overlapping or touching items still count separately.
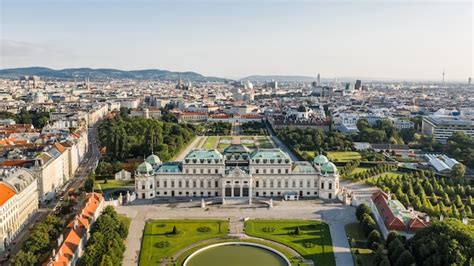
[116,199,356,266]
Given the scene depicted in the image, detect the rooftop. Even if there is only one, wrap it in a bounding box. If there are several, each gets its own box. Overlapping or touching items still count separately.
[185,149,223,160]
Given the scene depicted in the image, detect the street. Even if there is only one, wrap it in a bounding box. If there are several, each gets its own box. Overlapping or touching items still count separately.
[0,124,101,262]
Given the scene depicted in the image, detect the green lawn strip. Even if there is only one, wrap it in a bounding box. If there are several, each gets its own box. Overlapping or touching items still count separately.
[345,223,374,266]
[327,151,361,162]
[196,136,207,148]
[174,238,307,266]
[217,142,230,151]
[220,136,233,140]
[245,220,335,266]
[202,136,219,149]
[93,179,134,191]
[241,136,254,141]
[139,220,228,266]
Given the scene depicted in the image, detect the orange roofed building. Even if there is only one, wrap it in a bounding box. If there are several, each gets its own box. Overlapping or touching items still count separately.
[46,193,104,266]
[370,191,429,239]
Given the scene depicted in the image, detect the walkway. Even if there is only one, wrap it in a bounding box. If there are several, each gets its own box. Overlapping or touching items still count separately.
[173,136,203,161]
[116,199,355,266]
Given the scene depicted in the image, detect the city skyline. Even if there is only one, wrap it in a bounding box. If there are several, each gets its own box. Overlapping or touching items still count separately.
[1,0,473,81]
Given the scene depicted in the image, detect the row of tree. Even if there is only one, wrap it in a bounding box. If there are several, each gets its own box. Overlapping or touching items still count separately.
[351,164,398,180]
[80,206,129,266]
[11,215,64,265]
[277,127,354,153]
[199,122,232,135]
[367,172,473,219]
[241,121,268,135]
[98,116,196,161]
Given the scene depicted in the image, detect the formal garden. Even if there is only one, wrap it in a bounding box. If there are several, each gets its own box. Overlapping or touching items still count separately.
[200,135,275,151]
[138,219,335,266]
[139,220,229,265]
[244,220,335,266]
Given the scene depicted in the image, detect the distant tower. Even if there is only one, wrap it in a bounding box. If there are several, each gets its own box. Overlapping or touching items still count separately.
[355,80,362,90]
[468,77,472,85]
[317,73,321,86]
[442,70,445,85]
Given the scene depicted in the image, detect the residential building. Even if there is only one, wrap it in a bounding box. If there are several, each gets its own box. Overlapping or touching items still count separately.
[422,115,474,143]
[0,168,39,252]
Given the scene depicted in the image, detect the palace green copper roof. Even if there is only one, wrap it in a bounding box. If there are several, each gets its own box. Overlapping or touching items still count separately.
[137,161,153,174]
[146,154,161,165]
[292,161,317,174]
[321,162,338,173]
[313,154,329,164]
[156,162,181,173]
[185,149,223,160]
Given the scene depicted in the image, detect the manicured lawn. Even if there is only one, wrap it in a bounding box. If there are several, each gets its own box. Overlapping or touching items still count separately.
[345,223,374,266]
[94,179,134,191]
[258,139,275,148]
[327,151,361,162]
[366,171,403,183]
[139,220,228,265]
[245,220,335,266]
[202,136,219,149]
[217,142,230,151]
[220,136,233,140]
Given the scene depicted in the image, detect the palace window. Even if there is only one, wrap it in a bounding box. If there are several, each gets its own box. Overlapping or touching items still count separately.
[185,169,189,174]
[277,180,281,188]
[178,181,182,188]
[171,181,175,187]
[285,180,289,188]
[270,180,274,188]
[278,169,281,174]
[215,181,219,187]
[270,169,274,174]
[207,180,211,187]
[329,183,332,189]
[256,181,259,188]
[149,184,153,189]
[208,169,211,174]
[256,169,259,174]
[156,181,160,187]
[292,181,296,187]
[186,181,189,188]
[263,169,267,174]
[285,169,289,174]
[321,182,325,189]
[200,169,204,174]
[200,180,204,187]
[307,180,310,187]
[193,169,196,174]
[193,181,197,187]
[164,181,167,188]
[215,169,219,174]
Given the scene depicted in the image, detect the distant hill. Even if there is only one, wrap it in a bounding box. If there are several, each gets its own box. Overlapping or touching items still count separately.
[0,67,229,82]
[239,75,318,82]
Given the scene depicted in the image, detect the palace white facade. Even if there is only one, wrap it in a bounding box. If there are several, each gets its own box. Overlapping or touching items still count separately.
[135,145,339,200]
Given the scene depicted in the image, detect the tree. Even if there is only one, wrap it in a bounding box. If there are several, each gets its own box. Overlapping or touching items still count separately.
[410,219,474,266]
[379,256,391,266]
[395,250,415,266]
[390,245,406,264]
[11,250,37,266]
[355,203,372,221]
[172,225,178,235]
[386,231,400,248]
[361,214,376,236]
[451,164,466,179]
[294,226,301,235]
[84,177,94,192]
[367,230,382,249]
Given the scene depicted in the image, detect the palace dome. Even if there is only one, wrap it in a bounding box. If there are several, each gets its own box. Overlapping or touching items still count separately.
[137,161,153,174]
[313,154,329,165]
[321,162,338,174]
[146,154,161,165]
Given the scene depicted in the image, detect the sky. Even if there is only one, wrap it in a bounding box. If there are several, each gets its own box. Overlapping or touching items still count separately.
[0,0,472,81]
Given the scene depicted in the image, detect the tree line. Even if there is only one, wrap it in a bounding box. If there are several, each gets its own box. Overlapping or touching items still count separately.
[277,127,354,153]
[98,115,196,162]
[0,109,51,129]
[11,215,64,265]
[80,206,129,266]
[241,121,268,135]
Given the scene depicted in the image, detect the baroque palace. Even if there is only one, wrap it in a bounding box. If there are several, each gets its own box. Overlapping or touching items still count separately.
[134,144,339,200]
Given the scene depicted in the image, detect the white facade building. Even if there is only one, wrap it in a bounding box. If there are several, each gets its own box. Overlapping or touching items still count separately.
[0,168,39,252]
[135,145,340,201]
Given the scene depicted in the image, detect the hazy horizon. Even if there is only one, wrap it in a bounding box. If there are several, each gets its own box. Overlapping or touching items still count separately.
[1,0,472,81]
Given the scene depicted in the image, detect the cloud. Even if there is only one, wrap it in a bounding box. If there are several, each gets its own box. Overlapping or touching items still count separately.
[0,39,76,68]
